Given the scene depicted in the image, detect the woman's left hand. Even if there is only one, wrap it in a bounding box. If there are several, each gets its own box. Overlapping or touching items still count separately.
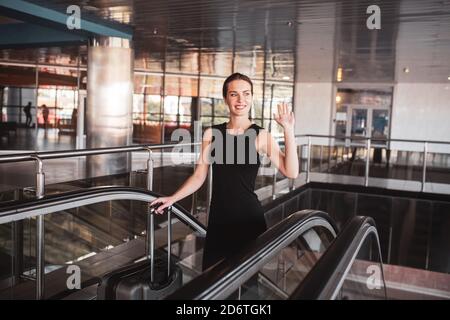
[274,102,295,131]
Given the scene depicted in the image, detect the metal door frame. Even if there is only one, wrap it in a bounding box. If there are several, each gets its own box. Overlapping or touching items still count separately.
[343,104,391,147]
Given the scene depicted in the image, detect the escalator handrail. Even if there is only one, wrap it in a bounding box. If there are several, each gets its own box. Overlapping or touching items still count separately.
[166,210,339,300]
[0,186,206,236]
[290,215,387,300]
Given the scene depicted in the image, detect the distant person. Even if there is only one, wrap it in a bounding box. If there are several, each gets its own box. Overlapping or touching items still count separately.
[42,104,49,129]
[23,102,32,127]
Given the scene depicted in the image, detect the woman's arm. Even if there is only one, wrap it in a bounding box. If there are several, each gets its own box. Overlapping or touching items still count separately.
[150,128,212,213]
[258,103,299,179]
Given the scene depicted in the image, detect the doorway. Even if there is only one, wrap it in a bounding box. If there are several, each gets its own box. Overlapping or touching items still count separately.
[334,88,392,147]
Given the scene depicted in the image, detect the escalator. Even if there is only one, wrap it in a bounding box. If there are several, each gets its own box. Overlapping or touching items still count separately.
[291,216,386,299]
[0,186,387,300]
[0,186,206,299]
[166,212,387,300]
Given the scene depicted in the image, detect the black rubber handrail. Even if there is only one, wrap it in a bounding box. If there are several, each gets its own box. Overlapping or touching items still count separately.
[0,186,206,235]
[290,215,387,300]
[166,210,339,300]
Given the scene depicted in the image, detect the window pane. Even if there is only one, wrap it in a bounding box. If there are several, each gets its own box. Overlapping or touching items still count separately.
[372,110,389,140]
[165,75,198,97]
[214,98,228,117]
[213,117,228,125]
[200,116,212,127]
[199,78,223,99]
[133,94,144,124]
[166,50,199,74]
[146,95,161,121]
[234,50,265,79]
[200,98,213,116]
[265,52,295,81]
[179,96,192,123]
[164,96,179,115]
[252,82,263,119]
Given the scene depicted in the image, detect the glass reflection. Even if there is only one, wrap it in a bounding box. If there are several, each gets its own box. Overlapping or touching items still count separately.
[234,50,265,79]
[265,52,295,81]
[164,96,193,141]
[200,51,232,76]
[263,84,293,136]
[165,50,199,74]
[1,47,295,150]
[225,225,335,300]
[336,233,386,300]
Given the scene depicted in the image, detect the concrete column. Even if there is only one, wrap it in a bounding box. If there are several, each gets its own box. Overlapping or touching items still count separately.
[6,87,21,123]
[76,90,86,149]
[87,37,134,177]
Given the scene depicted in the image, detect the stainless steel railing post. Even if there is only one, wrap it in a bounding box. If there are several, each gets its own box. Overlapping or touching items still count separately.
[191,144,200,216]
[306,136,312,183]
[272,166,277,200]
[327,143,331,173]
[145,148,154,259]
[146,148,153,191]
[319,145,323,172]
[167,206,172,278]
[149,212,155,283]
[421,142,428,192]
[31,155,45,300]
[365,138,371,187]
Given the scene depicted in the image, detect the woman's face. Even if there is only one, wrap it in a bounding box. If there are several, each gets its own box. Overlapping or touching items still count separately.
[225,80,253,116]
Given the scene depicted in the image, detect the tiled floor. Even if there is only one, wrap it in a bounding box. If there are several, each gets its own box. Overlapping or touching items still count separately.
[0,127,76,151]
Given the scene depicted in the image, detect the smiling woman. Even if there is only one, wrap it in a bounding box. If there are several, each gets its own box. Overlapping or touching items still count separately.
[150,72,299,271]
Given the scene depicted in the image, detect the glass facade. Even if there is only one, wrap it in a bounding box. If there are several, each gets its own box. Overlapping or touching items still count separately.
[131,46,294,144]
[0,27,295,150]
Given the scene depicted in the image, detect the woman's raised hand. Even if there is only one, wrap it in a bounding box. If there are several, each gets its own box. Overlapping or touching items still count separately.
[149,196,175,214]
[274,102,295,131]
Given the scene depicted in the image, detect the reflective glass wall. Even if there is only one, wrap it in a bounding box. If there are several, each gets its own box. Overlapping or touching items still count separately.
[133,51,294,143]
[132,17,295,144]
[0,62,83,151]
[0,28,295,149]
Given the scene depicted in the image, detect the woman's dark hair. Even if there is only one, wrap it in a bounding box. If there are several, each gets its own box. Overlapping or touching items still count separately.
[222,73,253,98]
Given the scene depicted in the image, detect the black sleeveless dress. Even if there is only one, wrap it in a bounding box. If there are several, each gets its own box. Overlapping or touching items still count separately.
[202,122,267,270]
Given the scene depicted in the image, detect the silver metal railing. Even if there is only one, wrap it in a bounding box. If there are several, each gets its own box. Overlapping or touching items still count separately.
[294,134,450,193]
[0,186,207,300]
[0,134,449,297]
[2,134,449,213]
[0,142,202,299]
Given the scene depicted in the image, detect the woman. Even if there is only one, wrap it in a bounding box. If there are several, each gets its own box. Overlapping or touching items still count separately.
[150,73,299,270]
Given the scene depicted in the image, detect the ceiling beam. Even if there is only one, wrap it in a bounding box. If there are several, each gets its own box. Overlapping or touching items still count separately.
[0,23,87,48]
[0,0,133,40]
